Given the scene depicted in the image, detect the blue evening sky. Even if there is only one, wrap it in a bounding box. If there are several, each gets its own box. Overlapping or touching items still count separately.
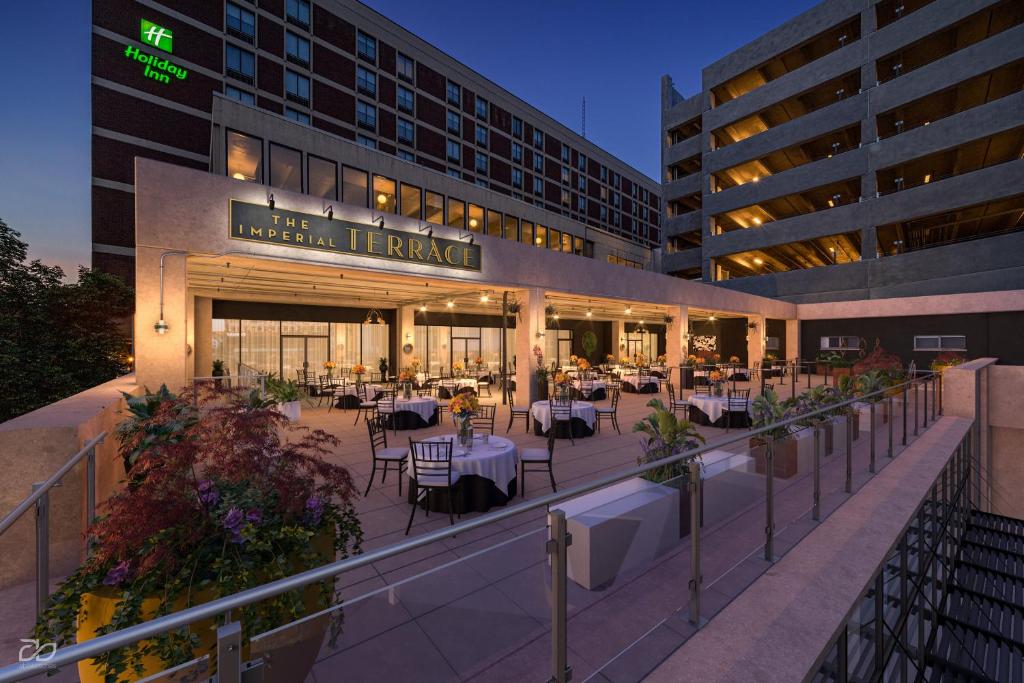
[0,0,817,273]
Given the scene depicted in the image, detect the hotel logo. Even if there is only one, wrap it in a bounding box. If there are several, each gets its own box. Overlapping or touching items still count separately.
[140,19,173,53]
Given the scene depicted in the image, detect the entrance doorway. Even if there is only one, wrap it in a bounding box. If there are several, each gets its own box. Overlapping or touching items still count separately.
[282,335,329,381]
[451,333,481,369]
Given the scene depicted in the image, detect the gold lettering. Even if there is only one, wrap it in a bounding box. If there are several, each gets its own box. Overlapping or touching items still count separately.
[463,247,472,267]
[387,235,404,257]
[283,231,291,241]
[408,238,424,261]
[249,227,263,237]
[367,231,381,254]
[348,227,359,251]
[300,219,309,230]
[329,238,336,248]
[236,223,243,234]
[268,229,277,239]
[271,215,280,225]
[295,233,304,243]
[443,245,457,264]
[427,239,443,263]
[286,217,296,228]
[316,237,325,246]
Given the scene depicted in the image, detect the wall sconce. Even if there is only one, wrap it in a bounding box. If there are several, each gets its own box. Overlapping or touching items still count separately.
[370,193,388,229]
[267,193,275,210]
[154,319,169,335]
[418,223,433,238]
[323,204,333,220]
[364,308,386,325]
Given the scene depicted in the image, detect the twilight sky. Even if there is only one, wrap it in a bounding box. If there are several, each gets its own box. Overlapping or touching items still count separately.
[0,0,817,274]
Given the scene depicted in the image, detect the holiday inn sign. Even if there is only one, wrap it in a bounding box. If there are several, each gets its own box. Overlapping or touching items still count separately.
[124,19,189,85]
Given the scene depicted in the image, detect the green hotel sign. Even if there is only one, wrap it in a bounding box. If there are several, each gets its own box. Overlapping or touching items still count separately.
[230,201,482,272]
[124,20,188,85]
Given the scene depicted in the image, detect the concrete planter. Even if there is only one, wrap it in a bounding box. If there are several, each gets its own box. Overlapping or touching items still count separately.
[276,400,301,421]
[553,478,680,590]
[751,435,800,479]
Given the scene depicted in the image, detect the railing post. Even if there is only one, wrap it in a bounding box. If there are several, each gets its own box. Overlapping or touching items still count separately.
[806,363,811,390]
[217,619,242,683]
[913,381,919,437]
[938,372,943,416]
[764,438,775,562]
[845,408,853,494]
[922,376,928,428]
[86,445,97,554]
[902,383,908,446]
[887,396,894,459]
[899,535,908,683]
[873,573,884,674]
[547,509,572,683]
[686,460,703,627]
[813,423,821,521]
[916,506,927,675]
[932,374,938,421]
[869,402,876,474]
[33,483,49,617]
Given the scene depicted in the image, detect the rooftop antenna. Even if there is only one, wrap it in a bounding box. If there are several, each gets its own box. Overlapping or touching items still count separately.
[581,96,586,139]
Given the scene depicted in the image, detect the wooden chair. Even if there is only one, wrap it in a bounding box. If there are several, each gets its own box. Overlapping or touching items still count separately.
[550,397,575,445]
[578,379,594,400]
[364,415,407,496]
[520,429,557,497]
[353,382,378,425]
[377,394,396,433]
[505,385,530,433]
[665,383,688,415]
[725,389,751,432]
[406,439,459,533]
[471,404,496,435]
[319,376,341,410]
[694,383,711,396]
[476,373,493,397]
[594,388,621,435]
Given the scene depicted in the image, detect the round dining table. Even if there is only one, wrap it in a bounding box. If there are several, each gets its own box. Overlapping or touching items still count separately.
[687,394,752,428]
[436,378,479,398]
[406,434,519,513]
[326,382,383,409]
[619,374,659,394]
[531,400,596,438]
[571,379,607,401]
[381,396,439,430]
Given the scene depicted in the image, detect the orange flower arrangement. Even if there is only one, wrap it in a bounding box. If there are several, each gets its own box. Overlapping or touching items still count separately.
[709,370,724,383]
[352,364,367,375]
[577,358,591,371]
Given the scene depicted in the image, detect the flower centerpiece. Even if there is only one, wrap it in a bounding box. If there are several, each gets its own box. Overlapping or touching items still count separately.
[709,370,725,396]
[35,386,363,682]
[473,355,485,372]
[533,345,549,400]
[606,353,615,364]
[398,368,414,399]
[685,354,698,367]
[452,360,465,378]
[569,354,579,366]
[656,353,667,366]
[712,353,721,363]
[450,392,480,447]
[577,358,591,377]
[352,363,367,382]
[634,352,648,368]
[323,359,337,378]
[729,355,740,364]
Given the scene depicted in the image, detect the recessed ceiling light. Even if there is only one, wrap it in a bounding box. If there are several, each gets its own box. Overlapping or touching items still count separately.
[754,257,763,265]
[480,294,489,303]
[446,300,454,308]
[625,307,632,315]
[419,304,427,312]
[586,308,592,317]
[753,218,762,225]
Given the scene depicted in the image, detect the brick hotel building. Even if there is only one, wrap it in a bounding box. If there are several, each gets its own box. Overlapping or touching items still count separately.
[91,0,663,284]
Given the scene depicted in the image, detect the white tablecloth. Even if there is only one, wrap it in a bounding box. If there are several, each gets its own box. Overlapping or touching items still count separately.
[531,400,597,432]
[382,396,438,422]
[572,380,607,396]
[688,395,752,423]
[620,374,658,390]
[415,434,519,494]
[333,383,383,398]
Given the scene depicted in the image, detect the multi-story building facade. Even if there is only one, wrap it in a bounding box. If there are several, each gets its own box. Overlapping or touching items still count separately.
[92,0,662,283]
[662,0,1024,302]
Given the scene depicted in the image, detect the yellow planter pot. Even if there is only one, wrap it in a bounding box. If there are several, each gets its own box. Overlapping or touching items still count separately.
[76,532,334,682]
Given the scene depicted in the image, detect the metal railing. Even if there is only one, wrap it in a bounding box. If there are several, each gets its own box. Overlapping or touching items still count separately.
[0,372,944,683]
[0,432,106,617]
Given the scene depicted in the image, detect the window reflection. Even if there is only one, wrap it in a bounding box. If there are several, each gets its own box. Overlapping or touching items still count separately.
[487,209,502,237]
[227,131,262,182]
[400,183,421,219]
[269,143,302,192]
[535,224,547,248]
[307,155,337,200]
[447,198,465,229]
[342,167,368,207]
[467,204,484,232]
[425,191,444,224]
[372,175,397,214]
[504,215,518,240]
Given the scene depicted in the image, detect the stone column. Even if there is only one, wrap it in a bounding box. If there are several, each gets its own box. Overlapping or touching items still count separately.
[786,319,800,363]
[194,296,213,379]
[665,305,685,374]
[396,305,416,368]
[747,314,765,372]
[860,225,878,259]
[610,319,627,362]
[514,287,546,405]
[135,246,189,391]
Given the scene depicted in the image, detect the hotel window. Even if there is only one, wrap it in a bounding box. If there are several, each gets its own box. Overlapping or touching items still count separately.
[577,196,586,212]
[447,110,460,134]
[512,116,523,138]
[578,153,586,171]
[285,0,310,28]
[356,66,376,97]
[511,168,523,189]
[561,144,570,163]
[504,215,519,240]
[467,204,484,232]
[226,3,255,41]
[613,172,620,188]
[561,232,573,252]
[425,191,444,223]
[475,179,488,189]
[475,96,488,120]
[373,175,397,213]
[397,118,414,145]
[533,177,543,195]
[475,152,488,175]
[533,155,543,173]
[446,81,461,106]
[269,143,302,193]
[600,165,608,182]
[397,85,414,114]
[447,168,461,179]
[820,336,861,351]
[487,209,502,237]
[533,129,543,148]
[400,183,421,219]
[913,335,966,352]
[549,228,562,250]
[356,101,376,130]
[342,166,368,207]
[226,130,262,182]
[356,135,375,149]
[285,71,310,105]
[476,125,488,148]
[520,221,534,245]
[284,108,309,125]
[577,175,586,192]
[397,149,414,162]
[447,198,465,229]
[561,166,570,184]
[225,85,255,105]
[446,139,461,163]
[560,189,570,206]
[286,32,310,67]
[599,205,607,221]
[573,236,584,254]
[534,224,547,248]
[512,142,522,163]
[226,45,255,83]
[600,186,608,201]
[396,52,414,82]
[356,30,376,62]
[612,211,620,227]
[307,155,337,200]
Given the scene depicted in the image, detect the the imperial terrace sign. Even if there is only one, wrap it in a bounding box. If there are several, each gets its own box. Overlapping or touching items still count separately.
[229,200,482,272]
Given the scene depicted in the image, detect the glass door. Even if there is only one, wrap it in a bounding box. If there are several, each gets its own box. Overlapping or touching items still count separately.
[281,335,329,381]
[451,337,481,369]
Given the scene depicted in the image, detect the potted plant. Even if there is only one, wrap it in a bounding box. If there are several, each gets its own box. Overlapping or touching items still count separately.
[116,385,197,475]
[35,387,363,682]
[750,390,799,478]
[211,359,226,389]
[930,351,965,373]
[377,357,389,378]
[634,399,706,536]
[268,376,304,421]
[533,345,549,401]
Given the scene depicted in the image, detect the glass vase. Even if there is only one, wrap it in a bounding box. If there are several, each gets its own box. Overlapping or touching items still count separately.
[458,423,474,449]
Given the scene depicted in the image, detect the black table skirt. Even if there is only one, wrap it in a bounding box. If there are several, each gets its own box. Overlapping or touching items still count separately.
[406,474,516,514]
[688,405,751,429]
[569,387,607,401]
[621,381,659,394]
[533,416,595,439]
[383,409,439,430]
[333,394,361,410]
